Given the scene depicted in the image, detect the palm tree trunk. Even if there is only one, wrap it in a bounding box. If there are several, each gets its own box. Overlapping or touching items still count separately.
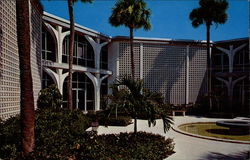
[134,117,137,133]
[16,0,35,156]
[129,27,135,79]
[67,0,74,111]
[206,22,212,111]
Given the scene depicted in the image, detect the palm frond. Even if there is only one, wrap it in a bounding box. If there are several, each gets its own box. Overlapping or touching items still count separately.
[190,0,228,28]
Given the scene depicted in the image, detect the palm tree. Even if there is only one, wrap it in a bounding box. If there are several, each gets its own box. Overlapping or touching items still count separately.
[16,0,35,156]
[109,0,151,79]
[67,0,92,110]
[109,77,172,133]
[189,0,228,110]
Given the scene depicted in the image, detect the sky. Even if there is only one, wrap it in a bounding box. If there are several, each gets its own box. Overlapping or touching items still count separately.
[40,0,248,41]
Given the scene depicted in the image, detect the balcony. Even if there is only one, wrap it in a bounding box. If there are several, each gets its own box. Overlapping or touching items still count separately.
[42,60,112,75]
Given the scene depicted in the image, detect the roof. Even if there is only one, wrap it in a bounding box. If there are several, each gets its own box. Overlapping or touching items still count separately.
[215,37,249,44]
[43,12,111,39]
[112,36,208,46]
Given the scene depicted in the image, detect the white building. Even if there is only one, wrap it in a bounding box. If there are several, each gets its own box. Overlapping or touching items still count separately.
[6,2,248,119]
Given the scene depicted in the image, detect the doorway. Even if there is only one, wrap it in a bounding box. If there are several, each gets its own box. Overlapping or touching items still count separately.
[73,88,86,111]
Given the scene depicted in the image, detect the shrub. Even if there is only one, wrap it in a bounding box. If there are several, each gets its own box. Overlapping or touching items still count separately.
[0,116,21,159]
[34,108,90,159]
[99,116,132,126]
[37,84,62,109]
[87,111,132,127]
[0,108,90,159]
[75,132,175,160]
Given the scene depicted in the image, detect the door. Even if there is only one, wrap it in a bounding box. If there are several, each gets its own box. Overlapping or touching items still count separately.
[73,89,85,110]
[78,90,85,110]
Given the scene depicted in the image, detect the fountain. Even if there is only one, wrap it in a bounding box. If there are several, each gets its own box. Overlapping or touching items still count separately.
[216,119,250,134]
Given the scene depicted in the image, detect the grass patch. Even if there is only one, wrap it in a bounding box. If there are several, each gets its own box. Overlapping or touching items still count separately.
[179,122,250,141]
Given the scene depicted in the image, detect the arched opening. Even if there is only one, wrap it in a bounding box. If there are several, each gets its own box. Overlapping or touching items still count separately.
[62,34,95,68]
[42,26,56,62]
[100,45,108,70]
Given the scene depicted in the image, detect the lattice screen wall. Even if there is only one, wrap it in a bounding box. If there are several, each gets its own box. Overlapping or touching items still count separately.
[0,1,42,119]
[117,42,207,105]
[119,42,140,79]
[30,3,42,109]
[143,44,187,104]
[189,47,207,103]
[0,0,20,119]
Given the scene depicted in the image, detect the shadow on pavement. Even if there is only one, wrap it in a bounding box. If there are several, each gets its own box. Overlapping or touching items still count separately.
[199,151,250,160]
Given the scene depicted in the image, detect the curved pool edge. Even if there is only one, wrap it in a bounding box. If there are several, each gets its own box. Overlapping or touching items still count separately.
[171,124,250,145]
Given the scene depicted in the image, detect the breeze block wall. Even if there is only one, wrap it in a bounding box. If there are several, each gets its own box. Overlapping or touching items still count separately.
[0,0,42,120]
[0,0,20,119]
[111,38,207,105]
[30,0,43,109]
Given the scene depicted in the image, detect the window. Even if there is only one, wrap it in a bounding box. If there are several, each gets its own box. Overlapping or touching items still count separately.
[62,35,91,67]
[42,30,56,62]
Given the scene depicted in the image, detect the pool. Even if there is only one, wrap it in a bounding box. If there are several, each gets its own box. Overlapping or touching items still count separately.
[178,122,250,141]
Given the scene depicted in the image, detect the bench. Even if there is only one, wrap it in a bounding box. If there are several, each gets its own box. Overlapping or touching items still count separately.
[172,110,186,116]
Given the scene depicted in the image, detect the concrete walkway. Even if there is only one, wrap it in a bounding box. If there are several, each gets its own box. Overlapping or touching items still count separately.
[92,116,250,160]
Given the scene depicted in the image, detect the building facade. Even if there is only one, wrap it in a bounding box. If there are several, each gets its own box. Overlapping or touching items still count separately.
[0,0,42,119]
[108,38,208,105]
[42,12,111,112]
[212,38,249,114]
[0,2,249,119]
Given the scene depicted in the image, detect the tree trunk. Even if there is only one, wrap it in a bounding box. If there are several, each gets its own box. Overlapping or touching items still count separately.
[67,0,74,111]
[16,0,35,156]
[206,22,212,111]
[134,117,137,133]
[129,27,135,79]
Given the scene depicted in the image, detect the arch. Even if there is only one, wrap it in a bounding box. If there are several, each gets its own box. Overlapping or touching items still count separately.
[42,26,56,62]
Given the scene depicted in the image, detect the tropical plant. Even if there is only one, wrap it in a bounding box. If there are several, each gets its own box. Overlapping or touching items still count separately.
[66,0,92,110]
[107,77,173,133]
[189,0,228,110]
[16,0,36,156]
[107,84,129,118]
[37,84,63,109]
[109,0,151,79]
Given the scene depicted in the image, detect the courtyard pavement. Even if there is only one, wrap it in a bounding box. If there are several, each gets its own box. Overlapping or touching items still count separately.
[91,116,250,160]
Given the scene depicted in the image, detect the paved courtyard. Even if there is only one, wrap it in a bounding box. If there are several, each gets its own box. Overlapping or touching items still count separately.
[93,116,250,160]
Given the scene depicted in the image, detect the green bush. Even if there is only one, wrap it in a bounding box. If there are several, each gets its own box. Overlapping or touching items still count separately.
[37,84,63,109]
[34,108,90,159]
[75,132,175,160]
[0,116,21,159]
[87,111,132,127]
[0,108,90,159]
[99,116,132,126]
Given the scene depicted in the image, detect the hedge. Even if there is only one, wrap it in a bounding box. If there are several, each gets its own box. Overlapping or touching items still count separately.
[74,131,175,160]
